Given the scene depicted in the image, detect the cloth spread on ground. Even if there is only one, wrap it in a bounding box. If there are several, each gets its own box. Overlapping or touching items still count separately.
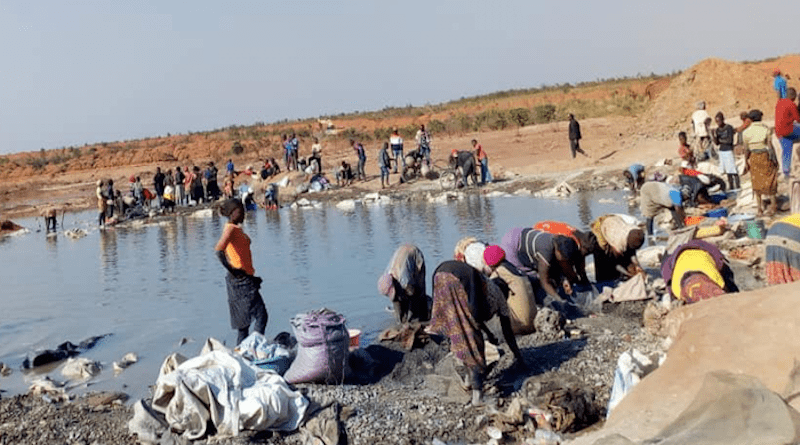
[429,269,486,372]
[22,335,110,369]
[151,341,308,439]
[766,214,800,285]
[679,272,727,303]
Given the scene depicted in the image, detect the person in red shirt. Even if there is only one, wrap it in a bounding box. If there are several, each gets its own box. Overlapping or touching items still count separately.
[776,87,800,178]
[472,139,492,185]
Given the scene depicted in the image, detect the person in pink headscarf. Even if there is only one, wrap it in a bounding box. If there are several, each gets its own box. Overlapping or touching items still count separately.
[483,245,537,335]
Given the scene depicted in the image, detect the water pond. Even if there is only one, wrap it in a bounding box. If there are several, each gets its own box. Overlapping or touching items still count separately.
[0,190,636,398]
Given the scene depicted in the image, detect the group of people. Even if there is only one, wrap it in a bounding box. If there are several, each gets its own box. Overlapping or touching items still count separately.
[373,215,646,404]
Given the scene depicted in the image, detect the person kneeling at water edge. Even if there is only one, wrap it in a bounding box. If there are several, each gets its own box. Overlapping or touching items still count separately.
[428,260,526,406]
[214,199,268,344]
[378,244,430,323]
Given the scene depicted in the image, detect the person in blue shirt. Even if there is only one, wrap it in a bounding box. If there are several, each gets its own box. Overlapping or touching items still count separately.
[226,158,234,175]
[623,164,645,192]
[774,69,788,99]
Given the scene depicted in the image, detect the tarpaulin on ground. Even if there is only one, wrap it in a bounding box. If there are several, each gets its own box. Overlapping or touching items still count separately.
[151,339,308,439]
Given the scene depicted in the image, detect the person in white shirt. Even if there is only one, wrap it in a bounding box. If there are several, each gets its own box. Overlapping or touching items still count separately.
[389,129,404,173]
[691,101,715,161]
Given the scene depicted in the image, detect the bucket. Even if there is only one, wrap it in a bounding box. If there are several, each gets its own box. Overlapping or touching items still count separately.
[745,221,766,239]
[348,329,361,349]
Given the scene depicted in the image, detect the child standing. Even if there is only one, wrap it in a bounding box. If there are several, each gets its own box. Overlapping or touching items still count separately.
[678,132,695,169]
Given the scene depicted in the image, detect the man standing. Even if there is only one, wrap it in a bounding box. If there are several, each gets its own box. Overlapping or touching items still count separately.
[390,129,404,173]
[568,114,587,158]
[175,166,186,205]
[712,112,740,190]
[776,87,800,178]
[351,139,367,181]
[774,69,788,100]
[473,139,492,184]
[415,124,431,166]
[692,101,714,160]
[153,167,165,208]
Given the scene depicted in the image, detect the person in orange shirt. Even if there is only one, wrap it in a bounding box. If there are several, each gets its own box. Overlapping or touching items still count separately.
[214,199,268,344]
[472,139,492,185]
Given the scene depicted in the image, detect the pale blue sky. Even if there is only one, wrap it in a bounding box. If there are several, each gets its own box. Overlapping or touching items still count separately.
[0,0,795,154]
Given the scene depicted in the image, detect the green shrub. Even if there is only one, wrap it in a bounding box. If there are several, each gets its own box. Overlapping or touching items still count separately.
[533,104,557,123]
[428,119,446,135]
[373,127,392,141]
[509,108,531,128]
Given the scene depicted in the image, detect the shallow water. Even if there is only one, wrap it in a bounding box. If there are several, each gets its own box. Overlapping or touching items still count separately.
[0,190,636,398]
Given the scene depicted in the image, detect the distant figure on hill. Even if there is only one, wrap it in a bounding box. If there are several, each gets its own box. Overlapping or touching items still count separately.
[390,129,404,173]
[568,114,587,158]
[712,112,740,190]
[415,124,431,166]
[774,69,788,99]
[776,87,800,178]
[691,101,714,160]
[473,139,492,185]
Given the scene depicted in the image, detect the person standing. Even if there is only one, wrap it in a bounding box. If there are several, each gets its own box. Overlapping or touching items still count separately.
[568,114,587,158]
[743,109,779,216]
[390,129,404,173]
[415,124,431,166]
[175,166,186,205]
[691,101,713,160]
[205,162,220,201]
[473,139,492,185]
[282,135,292,171]
[378,142,392,188]
[352,139,367,181]
[214,199,268,344]
[774,69,788,100]
[776,87,800,179]
[96,180,106,227]
[290,133,300,170]
[310,137,323,173]
[153,167,165,208]
[226,158,235,175]
[712,112,740,190]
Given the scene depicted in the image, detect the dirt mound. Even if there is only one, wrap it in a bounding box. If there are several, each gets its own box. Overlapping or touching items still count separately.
[639,54,800,138]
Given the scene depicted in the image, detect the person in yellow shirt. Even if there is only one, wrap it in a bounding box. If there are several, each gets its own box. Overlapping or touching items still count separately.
[661,240,738,304]
[214,199,268,343]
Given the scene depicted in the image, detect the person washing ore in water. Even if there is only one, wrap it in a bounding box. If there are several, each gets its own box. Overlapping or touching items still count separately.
[427,259,526,406]
[214,199,268,344]
[377,244,430,323]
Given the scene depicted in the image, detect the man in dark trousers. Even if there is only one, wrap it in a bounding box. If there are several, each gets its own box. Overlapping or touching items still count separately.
[153,166,165,208]
[568,114,587,158]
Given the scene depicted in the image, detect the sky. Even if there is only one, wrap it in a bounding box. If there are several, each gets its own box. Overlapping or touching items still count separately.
[0,0,797,154]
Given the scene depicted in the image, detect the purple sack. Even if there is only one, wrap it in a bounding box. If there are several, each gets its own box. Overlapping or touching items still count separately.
[283,308,348,384]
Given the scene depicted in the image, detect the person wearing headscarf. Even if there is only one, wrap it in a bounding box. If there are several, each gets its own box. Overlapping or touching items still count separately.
[428,260,525,406]
[501,227,590,303]
[661,240,738,304]
[743,109,779,216]
[454,236,488,272]
[483,245,536,335]
[377,244,429,323]
[766,214,800,285]
[590,214,645,282]
[214,199,268,344]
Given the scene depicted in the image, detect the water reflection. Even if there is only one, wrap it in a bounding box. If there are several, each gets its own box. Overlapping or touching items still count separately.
[577,191,593,229]
[99,230,119,287]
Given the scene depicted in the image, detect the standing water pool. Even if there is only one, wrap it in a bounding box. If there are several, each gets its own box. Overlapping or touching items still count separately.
[0,190,636,398]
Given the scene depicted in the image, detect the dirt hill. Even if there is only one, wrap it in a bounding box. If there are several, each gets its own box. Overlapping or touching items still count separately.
[639,54,800,138]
